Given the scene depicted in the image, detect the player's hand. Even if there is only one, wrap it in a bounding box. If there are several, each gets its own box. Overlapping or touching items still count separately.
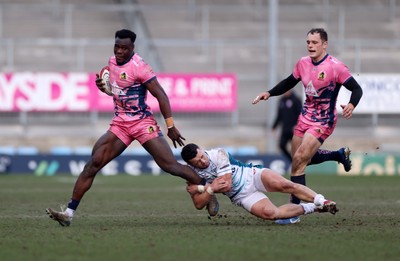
[186,183,198,195]
[340,103,355,119]
[252,92,271,104]
[95,74,107,93]
[167,126,186,148]
[211,177,230,192]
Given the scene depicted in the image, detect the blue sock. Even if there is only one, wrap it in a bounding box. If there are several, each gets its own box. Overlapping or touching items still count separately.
[309,149,340,165]
[290,175,306,204]
[67,198,80,210]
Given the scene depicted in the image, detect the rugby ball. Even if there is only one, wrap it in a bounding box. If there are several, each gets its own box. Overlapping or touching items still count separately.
[99,66,112,96]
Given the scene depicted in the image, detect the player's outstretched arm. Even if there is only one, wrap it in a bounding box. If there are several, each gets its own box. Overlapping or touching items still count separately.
[253,74,300,104]
[146,77,186,148]
[252,92,271,104]
[187,184,214,210]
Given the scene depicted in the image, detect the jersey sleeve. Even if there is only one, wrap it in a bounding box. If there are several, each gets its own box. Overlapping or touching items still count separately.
[216,149,232,177]
[335,61,352,84]
[292,58,304,80]
[137,59,156,84]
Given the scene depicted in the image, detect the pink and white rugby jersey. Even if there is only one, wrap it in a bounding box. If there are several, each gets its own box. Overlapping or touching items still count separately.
[293,54,352,126]
[108,53,156,121]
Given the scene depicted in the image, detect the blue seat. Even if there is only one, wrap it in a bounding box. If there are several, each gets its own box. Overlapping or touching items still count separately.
[50,146,73,155]
[221,146,236,154]
[123,147,148,155]
[235,146,258,156]
[73,146,92,155]
[16,146,39,155]
[171,147,181,156]
[0,146,16,155]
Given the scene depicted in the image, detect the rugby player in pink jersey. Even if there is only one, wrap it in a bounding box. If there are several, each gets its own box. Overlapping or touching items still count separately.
[46,29,218,226]
[252,28,363,224]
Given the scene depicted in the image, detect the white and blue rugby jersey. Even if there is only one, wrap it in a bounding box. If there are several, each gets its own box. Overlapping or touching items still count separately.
[189,148,260,200]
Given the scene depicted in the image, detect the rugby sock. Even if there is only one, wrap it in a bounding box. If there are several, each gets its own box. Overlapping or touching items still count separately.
[308,149,341,165]
[313,194,326,206]
[300,203,316,214]
[290,174,306,204]
[66,198,80,217]
[65,208,75,218]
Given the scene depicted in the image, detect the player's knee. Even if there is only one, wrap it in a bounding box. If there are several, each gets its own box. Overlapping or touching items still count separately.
[292,154,303,166]
[83,157,103,174]
[268,179,295,193]
[293,149,312,163]
[280,180,296,192]
[260,208,278,220]
[90,157,102,168]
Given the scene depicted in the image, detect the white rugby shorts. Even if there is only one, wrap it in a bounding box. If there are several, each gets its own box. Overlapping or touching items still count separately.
[231,167,269,212]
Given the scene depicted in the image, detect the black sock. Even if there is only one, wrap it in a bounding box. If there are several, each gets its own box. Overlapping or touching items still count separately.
[290,174,306,204]
[67,198,80,210]
[309,149,340,165]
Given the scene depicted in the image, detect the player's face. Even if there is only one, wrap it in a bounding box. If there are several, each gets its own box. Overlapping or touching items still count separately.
[188,149,210,169]
[306,33,327,63]
[114,37,134,64]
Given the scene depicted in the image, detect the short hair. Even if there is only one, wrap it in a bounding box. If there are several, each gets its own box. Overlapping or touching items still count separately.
[181,143,199,163]
[115,29,136,43]
[307,28,328,42]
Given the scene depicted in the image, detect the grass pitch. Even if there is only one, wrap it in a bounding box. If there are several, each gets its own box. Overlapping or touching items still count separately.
[0,174,399,261]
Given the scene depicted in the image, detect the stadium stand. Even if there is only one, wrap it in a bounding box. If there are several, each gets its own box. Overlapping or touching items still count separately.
[1,0,400,154]
[49,146,74,155]
[72,146,93,156]
[0,146,16,155]
[15,146,40,155]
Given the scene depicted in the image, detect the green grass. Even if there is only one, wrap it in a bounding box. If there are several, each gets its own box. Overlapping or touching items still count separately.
[1,174,400,261]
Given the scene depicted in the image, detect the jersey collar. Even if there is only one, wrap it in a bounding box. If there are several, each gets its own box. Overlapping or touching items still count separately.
[117,51,135,66]
[312,53,329,66]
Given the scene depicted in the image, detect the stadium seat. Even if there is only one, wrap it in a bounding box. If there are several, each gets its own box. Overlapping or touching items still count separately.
[0,146,16,155]
[73,146,93,155]
[235,146,258,156]
[221,146,236,154]
[171,147,181,156]
[123,147,148,155]
[16,146,39,155]
[50,146,73,155]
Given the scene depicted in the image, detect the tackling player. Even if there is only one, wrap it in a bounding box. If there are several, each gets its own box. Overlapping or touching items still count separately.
[182,143,338,222]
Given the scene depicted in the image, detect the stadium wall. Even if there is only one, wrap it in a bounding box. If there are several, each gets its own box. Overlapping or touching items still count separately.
[1,153,399,176]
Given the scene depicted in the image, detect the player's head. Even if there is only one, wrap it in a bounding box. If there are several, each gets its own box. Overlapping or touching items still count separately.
[308,28,328,42]
[306,28,328,63]
[115,29,137,43]
[181,143,210,169]
[114,29,136,64]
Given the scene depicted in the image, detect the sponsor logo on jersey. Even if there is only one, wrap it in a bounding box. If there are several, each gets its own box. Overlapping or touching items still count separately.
[148,126,155,133]
[120,72,127,80]
[318,71,326,81]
